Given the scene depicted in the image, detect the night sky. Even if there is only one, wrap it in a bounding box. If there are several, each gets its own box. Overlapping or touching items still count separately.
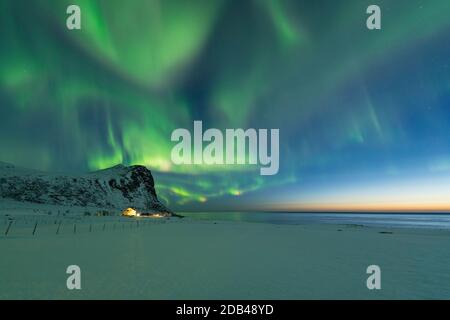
[1,0,450,211]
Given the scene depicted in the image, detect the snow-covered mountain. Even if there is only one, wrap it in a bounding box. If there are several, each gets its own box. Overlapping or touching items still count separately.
[0,162,172,214]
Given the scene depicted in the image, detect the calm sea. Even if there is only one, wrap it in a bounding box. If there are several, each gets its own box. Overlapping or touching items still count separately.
[181,212,450,229]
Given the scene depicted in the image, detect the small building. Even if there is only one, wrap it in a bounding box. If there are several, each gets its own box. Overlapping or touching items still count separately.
[121,208,170,218]
[122,208,140,217]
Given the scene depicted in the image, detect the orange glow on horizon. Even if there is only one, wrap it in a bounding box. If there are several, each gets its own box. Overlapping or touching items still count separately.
[275,201,450,212]
[267,175,450,213]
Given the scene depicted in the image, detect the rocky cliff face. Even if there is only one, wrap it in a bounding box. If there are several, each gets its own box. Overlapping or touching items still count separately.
[0,162,172,214]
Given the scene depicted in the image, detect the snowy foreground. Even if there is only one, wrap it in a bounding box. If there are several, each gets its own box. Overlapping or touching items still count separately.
[1,208,450,299]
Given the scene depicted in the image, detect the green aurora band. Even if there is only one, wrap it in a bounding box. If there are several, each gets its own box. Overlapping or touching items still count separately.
[1,0,450,209]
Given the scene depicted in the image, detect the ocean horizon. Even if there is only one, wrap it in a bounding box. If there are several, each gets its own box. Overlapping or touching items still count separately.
[181,212,450,229]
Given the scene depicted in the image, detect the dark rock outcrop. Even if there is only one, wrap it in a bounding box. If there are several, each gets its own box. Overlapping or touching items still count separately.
[0,162,173,214]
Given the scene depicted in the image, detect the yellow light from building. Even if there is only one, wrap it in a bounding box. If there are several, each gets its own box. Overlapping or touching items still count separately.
[122,208,139,217]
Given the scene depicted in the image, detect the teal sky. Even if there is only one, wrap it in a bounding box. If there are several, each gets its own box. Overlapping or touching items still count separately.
[1,0,450,211]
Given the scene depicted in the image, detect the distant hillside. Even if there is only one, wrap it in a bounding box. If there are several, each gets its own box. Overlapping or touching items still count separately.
[0,162,173,215]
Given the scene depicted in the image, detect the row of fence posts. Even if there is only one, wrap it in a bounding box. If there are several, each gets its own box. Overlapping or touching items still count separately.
[2,218,166,237]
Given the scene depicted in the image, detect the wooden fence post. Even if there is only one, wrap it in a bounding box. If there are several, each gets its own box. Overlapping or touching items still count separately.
[5,220,13,236]
[32,222,38,235]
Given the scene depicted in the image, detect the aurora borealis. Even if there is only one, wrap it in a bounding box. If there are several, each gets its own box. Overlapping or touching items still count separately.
[1,0,450,211]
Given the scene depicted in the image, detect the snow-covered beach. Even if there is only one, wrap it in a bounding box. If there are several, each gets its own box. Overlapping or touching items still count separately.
[1,208,450,299]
